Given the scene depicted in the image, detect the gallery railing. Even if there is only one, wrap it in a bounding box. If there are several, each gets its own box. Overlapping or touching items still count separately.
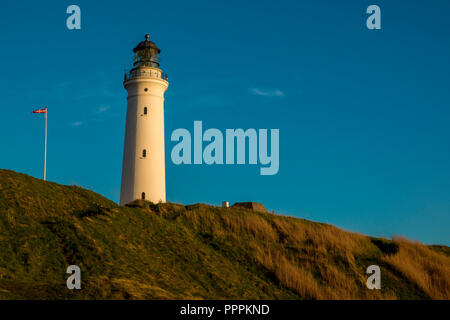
[124,69,168,81]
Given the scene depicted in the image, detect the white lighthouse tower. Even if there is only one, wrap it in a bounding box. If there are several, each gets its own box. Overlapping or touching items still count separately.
[120,34,169,205]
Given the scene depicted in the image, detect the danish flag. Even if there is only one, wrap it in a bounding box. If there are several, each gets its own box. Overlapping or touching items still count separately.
[32,108,47,114]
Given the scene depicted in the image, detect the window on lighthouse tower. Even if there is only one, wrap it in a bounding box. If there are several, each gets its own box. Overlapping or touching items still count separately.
[142,149,147,158]
[141,192,146,200]
[144,107,148,115]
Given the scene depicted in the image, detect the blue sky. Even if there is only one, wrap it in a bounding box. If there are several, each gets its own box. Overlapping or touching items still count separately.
[0,0,449,245]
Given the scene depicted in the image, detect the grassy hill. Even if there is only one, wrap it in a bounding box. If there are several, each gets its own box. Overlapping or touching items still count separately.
[0,169,449,299]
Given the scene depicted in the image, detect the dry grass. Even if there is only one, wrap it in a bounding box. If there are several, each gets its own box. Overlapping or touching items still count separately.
[250,243,319,298]
[221,213,278,242]
[183,207,278,241]
[1,170,449,299]
[250,226,369,299]
[383,237,450,299]
[111,279,179,299]
[178,206,450,299]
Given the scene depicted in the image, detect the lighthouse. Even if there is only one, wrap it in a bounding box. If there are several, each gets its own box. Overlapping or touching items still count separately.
[120,34,169,205]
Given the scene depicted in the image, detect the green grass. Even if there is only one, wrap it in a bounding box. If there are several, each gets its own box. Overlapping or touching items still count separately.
[0,169,448,299]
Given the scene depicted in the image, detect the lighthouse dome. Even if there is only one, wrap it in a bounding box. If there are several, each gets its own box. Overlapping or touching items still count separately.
[132,34,161,68]
[133,34,161,53]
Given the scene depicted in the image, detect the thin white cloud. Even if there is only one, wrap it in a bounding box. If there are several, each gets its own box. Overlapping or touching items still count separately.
[95,105,110,114]
[71,121,83,127]
[250,88,284,97]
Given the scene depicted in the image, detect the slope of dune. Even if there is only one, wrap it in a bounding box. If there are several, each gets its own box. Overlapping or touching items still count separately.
[0,169,448,299]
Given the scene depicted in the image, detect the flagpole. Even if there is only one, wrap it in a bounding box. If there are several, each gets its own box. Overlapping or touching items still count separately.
[44,110,47,181]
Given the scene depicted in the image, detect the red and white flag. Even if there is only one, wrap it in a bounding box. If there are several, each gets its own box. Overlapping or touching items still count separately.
[32,108,47,114]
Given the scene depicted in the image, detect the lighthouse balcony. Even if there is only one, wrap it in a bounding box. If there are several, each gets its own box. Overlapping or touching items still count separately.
[124,69,168,81]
